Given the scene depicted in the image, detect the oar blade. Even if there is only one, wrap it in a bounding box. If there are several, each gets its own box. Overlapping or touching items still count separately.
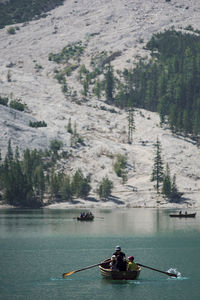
[137,263,178,278]
[167,272,177,278]
[62,271,75,278]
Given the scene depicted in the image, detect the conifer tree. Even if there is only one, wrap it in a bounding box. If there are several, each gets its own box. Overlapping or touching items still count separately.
[170,174,183,202]
[61,175,72,201]
[97,176,113,199]
[162,163,171,197]
[33,165,45,201]
[127,105,135,144]
[67,117,73,134]
[105,64,114,103]
[71,169,91,198]
[151,138,164,193]
[93,79,102,100]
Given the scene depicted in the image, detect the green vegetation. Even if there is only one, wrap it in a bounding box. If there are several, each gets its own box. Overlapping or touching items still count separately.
[162,165,183,202]
[0,140,92,207]
[97,176,113,199]
[114,29,200,138]
[151,138,183,202]
[0,0,65,29]
[49,41,85,64]
[127,105,135,144]
[0,96,9,106]
[70,122,85,147]
[9,99,25,111]
[0,95,28,112]
[0,141,46,207]
[67,118,73,134]
[29,120,47,128]
[50,139,63,157]
[113,154,128,184]
[7,26,16,34]
[105,64,115,103]
[55,29,200,140]
[71,169,91,198]
[151,138,164,192]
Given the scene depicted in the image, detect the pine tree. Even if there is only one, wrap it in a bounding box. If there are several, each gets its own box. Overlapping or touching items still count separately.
[71,169,91,198]
[67,117,73,134]
[162,163,171,197]
[61,175,72,201]
[97,176,113,199]
[170,174,183,202]
[50,170,60,200]
[151,138,164,193]
[93,79,102,100]
[105,64,114,103]
[33,165,45,202]
[127,105,135,144]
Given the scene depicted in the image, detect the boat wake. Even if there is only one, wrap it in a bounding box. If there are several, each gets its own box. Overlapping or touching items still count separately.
[167,268,187,279]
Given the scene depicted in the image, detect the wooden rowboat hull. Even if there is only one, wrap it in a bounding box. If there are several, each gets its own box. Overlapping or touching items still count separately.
[169,213,196,218]
[99,264,141,280]
[77,217,94,221]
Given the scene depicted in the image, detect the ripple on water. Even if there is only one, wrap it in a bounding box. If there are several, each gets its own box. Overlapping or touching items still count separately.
[167,268,189,280]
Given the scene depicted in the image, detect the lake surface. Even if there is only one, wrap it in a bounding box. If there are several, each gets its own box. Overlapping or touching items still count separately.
[0,208,200,300]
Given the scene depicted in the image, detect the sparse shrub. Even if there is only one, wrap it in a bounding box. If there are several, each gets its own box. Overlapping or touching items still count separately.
[34,64,43,71]
[9,99,25,111]
[29,120,47,128]
[50,139,63,155]
[55,72,66,84]
[48,41,85,64]
[0,96,8,106]
[7,26,16,34]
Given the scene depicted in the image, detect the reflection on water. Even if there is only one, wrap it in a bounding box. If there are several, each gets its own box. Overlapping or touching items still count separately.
[0,208,199,238]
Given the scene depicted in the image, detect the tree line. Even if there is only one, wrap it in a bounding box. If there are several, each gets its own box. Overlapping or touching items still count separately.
[0,141,113,207]
[112,29,200,138]
[0,139,183,207]
[0,0,65,29]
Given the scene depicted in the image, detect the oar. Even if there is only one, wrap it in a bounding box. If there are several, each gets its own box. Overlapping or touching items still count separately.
[62,259,110,278]
[137,263,177,278]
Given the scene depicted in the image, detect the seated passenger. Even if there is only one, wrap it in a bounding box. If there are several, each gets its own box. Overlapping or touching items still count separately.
[110,255,118,271]
[127,256,138,271]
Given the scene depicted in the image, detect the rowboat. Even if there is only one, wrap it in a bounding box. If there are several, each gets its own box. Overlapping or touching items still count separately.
[77,214,94,221]
[169,213,196,218]
[99,259,141,280]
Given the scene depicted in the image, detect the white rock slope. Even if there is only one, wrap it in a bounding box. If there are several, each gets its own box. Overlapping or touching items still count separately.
[0,0,200,208]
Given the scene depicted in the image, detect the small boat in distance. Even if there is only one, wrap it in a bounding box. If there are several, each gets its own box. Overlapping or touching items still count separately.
[99,259,141,280]
[169,212,196,218]
[77,211,94,221]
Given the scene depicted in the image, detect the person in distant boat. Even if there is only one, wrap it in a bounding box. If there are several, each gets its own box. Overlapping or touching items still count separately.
[179,211,182,215]
[127,256,138,271]
[110,255,118,270]
[112,245,127,271]
[185,211,187,215]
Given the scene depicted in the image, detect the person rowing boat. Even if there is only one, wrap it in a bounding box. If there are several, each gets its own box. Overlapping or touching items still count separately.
[112,245,127,271]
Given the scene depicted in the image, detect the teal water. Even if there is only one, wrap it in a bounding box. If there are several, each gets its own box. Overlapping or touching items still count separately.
[0,208,200,300]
